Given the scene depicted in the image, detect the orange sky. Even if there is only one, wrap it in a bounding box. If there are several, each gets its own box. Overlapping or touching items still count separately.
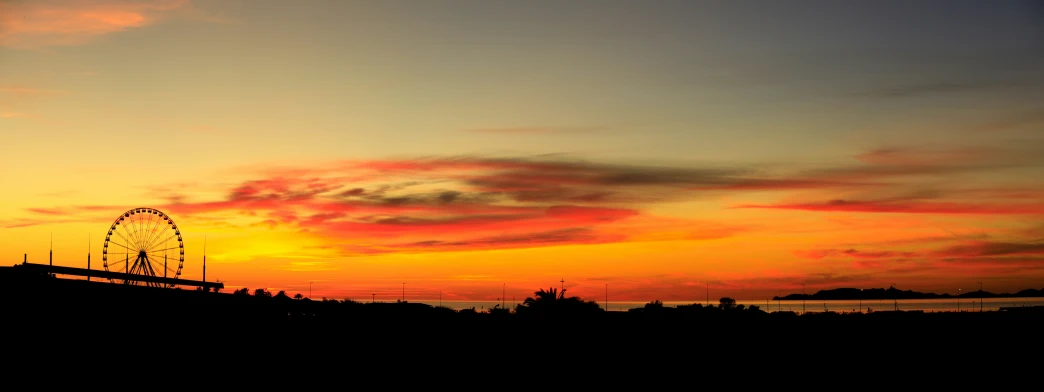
[2,1,1043,302]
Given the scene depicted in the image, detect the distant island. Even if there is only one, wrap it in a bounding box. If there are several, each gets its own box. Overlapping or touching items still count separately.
[773,286,1044,301]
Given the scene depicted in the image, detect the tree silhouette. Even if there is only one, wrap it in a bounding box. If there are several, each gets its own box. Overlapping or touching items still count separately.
[719,297,737,310]
[516,286,602,317]
[293,293,303,300]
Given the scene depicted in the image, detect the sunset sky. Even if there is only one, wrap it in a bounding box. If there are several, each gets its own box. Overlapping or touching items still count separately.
[2,0,1043,303]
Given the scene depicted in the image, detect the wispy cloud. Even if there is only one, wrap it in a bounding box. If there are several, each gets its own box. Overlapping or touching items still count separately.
[853,147,993,166]
[0,0,206,49]
[736,199,1044,215]
[15,145,1044,257]
[0,87,70,97]
[464,126,607,135]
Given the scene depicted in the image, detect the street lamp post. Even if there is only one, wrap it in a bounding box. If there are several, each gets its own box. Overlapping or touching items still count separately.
[957,288,961,312]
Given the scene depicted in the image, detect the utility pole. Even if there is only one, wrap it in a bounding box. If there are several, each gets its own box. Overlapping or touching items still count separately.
[560,278,564,293]
[87,234,91,282]
[371,293,375,303]
[957,288,961,312]
[49,233,53,267]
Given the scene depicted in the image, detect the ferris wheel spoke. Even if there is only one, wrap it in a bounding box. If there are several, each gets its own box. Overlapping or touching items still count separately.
[145,260,178,277]
[145,252,181,270]
[116,223,137,250]
[111,228,137,251]
[133,212,146,248]
[145,251,180,261]
[145,246,182,253]
[146,233,179,252]
[133,212,148,249]
[107,240,137,252]
[144,229,173,252]
[142,222,167,252]
[147,221,177,247]
[139,214,158,249]
[124,217,139,250]
[143,214,167,250]
[118,220,141,250]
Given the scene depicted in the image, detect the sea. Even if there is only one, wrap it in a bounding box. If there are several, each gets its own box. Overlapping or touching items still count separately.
[397,297,1044,313]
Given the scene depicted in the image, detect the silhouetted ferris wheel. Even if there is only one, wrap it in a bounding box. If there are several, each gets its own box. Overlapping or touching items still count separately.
[102,208,184,287]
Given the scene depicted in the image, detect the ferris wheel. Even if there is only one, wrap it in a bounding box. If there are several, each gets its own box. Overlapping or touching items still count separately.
[102,208,184,287]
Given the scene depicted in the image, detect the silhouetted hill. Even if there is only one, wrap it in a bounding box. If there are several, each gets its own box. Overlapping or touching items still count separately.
[772,286,1044,300]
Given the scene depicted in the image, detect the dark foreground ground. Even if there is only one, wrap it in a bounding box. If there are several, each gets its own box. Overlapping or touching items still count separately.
[4,271,1044,375]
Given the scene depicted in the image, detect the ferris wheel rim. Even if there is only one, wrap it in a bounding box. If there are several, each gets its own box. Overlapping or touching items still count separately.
[101,207,184,287]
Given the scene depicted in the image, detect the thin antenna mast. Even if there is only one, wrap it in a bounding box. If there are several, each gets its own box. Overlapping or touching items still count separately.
[87,233,91,282]
[202,235,207,286]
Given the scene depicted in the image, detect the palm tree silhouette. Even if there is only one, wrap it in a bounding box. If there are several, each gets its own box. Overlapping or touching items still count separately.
[523,286,565,307]
[517,286,602,317]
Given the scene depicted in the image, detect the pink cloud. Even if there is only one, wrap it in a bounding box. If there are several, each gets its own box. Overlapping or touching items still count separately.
[0,0,191,49]
[854,147,992,166]
[793,248,918,260]
[17,151,1044,256]
[736,200,1044,215]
